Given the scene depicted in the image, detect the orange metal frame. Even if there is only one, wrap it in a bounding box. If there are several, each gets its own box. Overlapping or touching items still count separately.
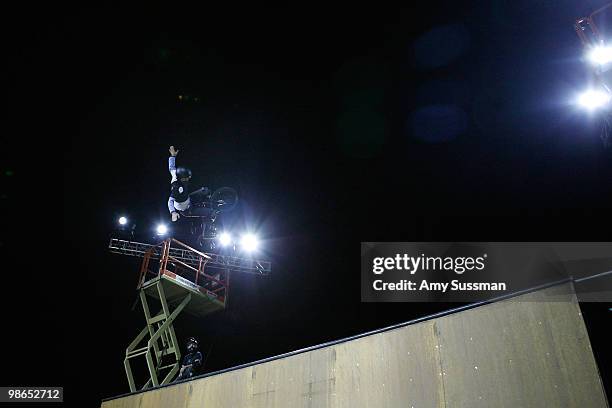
[137,238,230,303]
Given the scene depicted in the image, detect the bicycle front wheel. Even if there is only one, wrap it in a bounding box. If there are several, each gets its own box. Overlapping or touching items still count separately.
[210,187,238,212]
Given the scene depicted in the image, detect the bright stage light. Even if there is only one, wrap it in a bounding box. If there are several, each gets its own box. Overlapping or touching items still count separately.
[156,224,168,235]
[118,216,128,225]
[588,45,612,66]
[577,90,611,110]
[218,232,232,247]
[240,233,259,252]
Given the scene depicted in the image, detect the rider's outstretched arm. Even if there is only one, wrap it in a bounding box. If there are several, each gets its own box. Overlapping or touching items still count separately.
[169,147,178,183]
[169,156,178,182]
[168,146,180,221]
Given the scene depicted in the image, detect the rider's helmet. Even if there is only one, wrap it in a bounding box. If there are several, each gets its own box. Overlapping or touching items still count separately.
[186,337,199,352]
[176,167,192,180]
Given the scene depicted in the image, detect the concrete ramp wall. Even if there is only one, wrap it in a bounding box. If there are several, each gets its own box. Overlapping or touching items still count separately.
[101,282,608,407]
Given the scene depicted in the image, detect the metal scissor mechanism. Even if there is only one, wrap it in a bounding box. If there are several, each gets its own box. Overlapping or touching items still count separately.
[124,281,191,391]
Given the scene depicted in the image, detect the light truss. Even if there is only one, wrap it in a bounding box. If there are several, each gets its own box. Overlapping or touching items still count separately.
[109,238,271,275]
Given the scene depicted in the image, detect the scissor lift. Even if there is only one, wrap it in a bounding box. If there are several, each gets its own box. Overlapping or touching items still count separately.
[113,237,272,391]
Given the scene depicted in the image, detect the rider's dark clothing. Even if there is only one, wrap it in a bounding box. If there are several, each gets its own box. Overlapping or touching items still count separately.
[168,156,211,216]
[168,156,191,213]
[170,179,191,204]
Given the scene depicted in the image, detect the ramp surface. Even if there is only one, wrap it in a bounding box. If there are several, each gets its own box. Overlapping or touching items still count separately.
[101,282,608,407]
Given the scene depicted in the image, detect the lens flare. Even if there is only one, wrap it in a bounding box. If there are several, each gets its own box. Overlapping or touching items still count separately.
[577,90,611,110]
[219,232,232,246]
[588,46,612,66]
[240,234,259,252]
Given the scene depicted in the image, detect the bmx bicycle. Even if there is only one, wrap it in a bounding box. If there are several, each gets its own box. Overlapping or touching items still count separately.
[179,186,238,251]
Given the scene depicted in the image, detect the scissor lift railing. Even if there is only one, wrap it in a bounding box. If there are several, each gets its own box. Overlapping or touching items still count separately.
[124,238,229,392]
[109,238,272,275]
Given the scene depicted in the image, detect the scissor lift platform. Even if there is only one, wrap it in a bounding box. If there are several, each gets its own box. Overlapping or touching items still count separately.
[141,273,226,318]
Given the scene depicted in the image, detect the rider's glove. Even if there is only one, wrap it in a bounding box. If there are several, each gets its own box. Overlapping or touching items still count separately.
[172,212,180,222]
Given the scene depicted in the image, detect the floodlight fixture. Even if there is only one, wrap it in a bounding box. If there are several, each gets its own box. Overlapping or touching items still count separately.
[240,233,259,252]
[156,224,168,235]
[219,232,232,247]
[588,45,612,66]
[577,89,611,110]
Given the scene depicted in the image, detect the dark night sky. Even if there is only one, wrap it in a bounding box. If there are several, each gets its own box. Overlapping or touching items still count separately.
[2,1,612,406]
